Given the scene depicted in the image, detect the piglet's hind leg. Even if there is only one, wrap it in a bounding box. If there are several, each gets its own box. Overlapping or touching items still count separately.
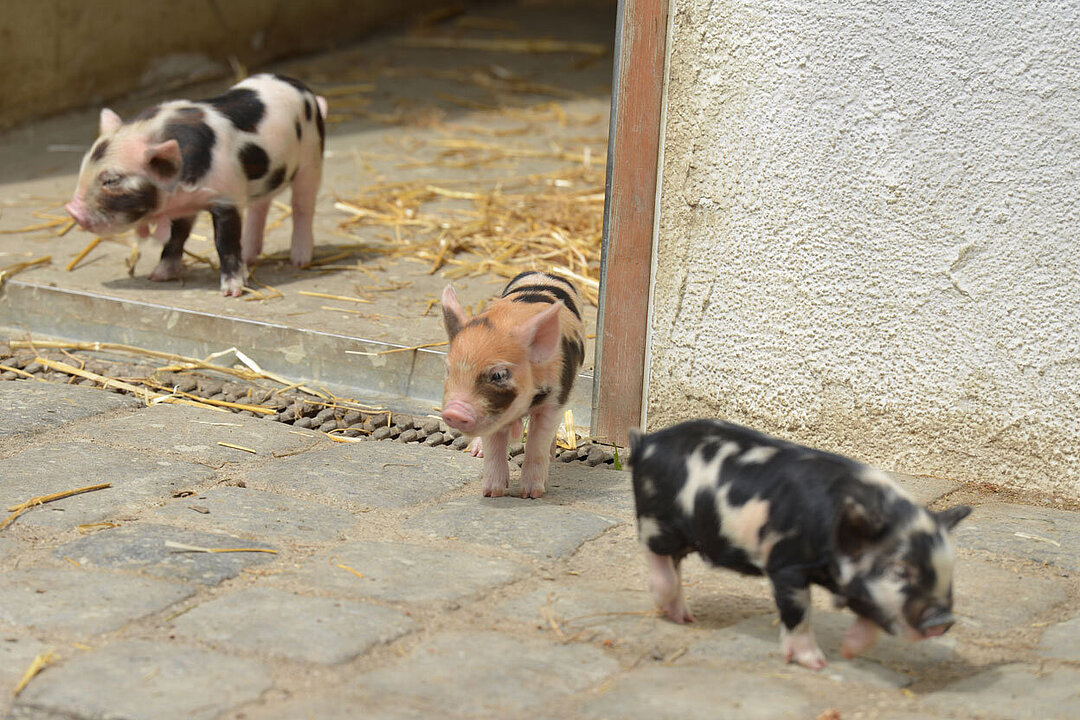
[288,166,320,268]
[241,197,272,267]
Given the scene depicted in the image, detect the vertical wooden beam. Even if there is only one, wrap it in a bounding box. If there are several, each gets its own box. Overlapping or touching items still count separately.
[593,0,669,445]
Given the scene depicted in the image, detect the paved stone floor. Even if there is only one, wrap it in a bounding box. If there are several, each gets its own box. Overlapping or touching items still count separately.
[2,382,1078,720]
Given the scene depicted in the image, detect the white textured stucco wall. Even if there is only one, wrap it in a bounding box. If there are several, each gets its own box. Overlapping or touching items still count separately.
[648,0,1080,500]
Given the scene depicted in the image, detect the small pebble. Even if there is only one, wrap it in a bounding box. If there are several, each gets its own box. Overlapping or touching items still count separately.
[368,413,390,430]
[451,435,470,450]
[341,428,363,438]
[513,455,525,467]
[23,362,42,375]
[424,432,445,447]
[586,447,606,466]
[320,420,338,433]
[175,377,198,393]
[1,371,16,381]
[209,392,227,402]
[558,451,576,463]
[387,425,402,439]
[392,414,414,430]
[295,417,315,429]
[199,380,224,396]
[265,413,282,423]
[421,418,441,434]
[343,410,362,426]
[372,426,392,441]
[508,442,525,457]
[314,408,336,425]
[447,427,462,439]
[398,429,419,443]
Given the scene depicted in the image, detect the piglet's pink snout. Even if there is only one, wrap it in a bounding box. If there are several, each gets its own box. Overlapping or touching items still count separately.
[65,201,90,229]
[442,401,477,433]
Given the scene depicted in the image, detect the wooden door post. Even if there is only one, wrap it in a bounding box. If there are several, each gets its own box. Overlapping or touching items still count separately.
[593,0,669,445]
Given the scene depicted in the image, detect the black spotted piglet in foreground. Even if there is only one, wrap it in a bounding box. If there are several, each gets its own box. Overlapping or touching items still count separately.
[65,74,327,296]
[629,420,971,669]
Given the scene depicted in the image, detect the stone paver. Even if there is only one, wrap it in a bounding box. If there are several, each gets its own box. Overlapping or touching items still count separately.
[253,441,479,508]
[285,540,526,604]
[952,555,1068,630]
[239,695,437,720]
[151,485,356,540]
[57,523,276,585]
[555,666,816,720]
[954,502,1080,570]
[14,640,272,720]
[1039,612,1080,661]
[1,635,50,716]
[0,567,193,635]
[173,586,414,664]
[78,403,326,464]
[544,464,634,513]
[686,612,926,688]
[925,663,1080,720]
[0,442,214,528]
[0,382,137,437]
[495,582,679,646]
[404,497,619,558]
[355,631,620,716]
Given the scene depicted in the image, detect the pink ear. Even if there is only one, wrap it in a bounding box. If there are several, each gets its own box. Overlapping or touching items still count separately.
[144,140,182,182]
[441,285,468,340]
[99,109,122,135]
[519,301,563,364]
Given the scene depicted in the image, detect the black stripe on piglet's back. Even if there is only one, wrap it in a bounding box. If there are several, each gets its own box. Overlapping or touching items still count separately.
[505,284,581,320]
[558,335,585,405]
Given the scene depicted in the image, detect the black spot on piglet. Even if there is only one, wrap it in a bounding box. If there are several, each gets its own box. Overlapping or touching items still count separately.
[101,178,159,224]
[90,139,110,162]
[161,109,215,185]
[209,88,265,133]
[304,99,313,121]
[295,120,302,140]
[266,166,286,194]
[238,143,269,180]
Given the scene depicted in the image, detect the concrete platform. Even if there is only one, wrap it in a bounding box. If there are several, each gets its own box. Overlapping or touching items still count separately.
[0,0,612,421]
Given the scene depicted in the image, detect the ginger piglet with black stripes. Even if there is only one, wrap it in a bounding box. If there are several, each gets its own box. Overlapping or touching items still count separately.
[441,271,586,498]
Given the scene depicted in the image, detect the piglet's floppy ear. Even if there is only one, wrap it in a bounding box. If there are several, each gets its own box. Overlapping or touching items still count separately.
[144,140,182,184]
[934,505,972,531]
[517,301,563,364]
[99,108,122,135]
[834,497,885,557]
[442,285,467,341]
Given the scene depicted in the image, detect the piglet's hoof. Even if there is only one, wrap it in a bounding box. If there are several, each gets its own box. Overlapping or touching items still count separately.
[220,275,245,297]
[148,259,182,282]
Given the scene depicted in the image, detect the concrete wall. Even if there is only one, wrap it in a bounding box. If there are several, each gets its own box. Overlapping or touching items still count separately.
[0,0,447,129]
[648,0,1080,500]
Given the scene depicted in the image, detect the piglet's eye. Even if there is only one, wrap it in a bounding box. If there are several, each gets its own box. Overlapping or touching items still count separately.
[100,173,123,188]
[891,562,914,583]
[488,369,511,383]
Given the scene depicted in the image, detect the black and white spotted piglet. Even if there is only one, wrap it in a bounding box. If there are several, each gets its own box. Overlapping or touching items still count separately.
[65,74,327,296]
[629,420,971,669]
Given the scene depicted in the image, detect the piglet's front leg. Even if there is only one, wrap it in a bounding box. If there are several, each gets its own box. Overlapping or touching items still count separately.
[210,204,246,297]
[520,404,561,499]
[149,216,195,282]
[841,616,880,659]
[481,426,511,497]
[772,579,827,670]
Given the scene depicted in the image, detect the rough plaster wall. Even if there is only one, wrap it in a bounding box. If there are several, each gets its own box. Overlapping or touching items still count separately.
[648,0,1080,500]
